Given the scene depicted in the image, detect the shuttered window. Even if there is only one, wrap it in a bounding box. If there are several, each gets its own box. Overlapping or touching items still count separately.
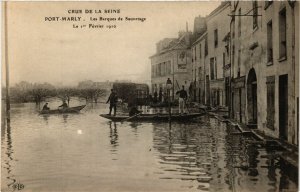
[266,76,275,130]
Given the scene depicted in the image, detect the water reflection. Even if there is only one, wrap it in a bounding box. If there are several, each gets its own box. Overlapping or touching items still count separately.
[153,120,214,190]
[152,118,298,192]
[109,122,118,160]
[1,103,298,192]
[42,114,49,125]
[62,114,68,124]
[3,122,17,190]
[129,122,142,136]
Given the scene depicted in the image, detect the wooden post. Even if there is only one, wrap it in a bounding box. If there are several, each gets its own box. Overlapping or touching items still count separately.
[4,2,10,123]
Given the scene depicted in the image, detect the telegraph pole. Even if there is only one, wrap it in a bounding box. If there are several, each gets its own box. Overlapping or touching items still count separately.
[4,1,10,123]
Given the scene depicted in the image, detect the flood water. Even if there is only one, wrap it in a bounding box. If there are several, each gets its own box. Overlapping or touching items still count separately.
[1,101,298,192]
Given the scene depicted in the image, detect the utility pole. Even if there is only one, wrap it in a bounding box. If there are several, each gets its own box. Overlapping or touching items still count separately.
[4,1,10,123]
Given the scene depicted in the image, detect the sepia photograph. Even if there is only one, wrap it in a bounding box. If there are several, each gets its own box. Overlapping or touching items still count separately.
[1,1,299,192]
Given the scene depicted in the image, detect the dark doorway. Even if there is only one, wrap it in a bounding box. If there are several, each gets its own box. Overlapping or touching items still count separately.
[279,74,288,140]
[198,88,201,103]
[225,77,230,106]
[239,88,242,123]
[247,68,257,124]
[231,92,234,118]
[297,97,299,146]
[206,75,210,105]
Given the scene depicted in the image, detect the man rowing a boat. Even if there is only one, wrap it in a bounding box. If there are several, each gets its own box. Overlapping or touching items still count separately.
[176,85,188,114]
[58,100,68,109]
[106,89,118,116]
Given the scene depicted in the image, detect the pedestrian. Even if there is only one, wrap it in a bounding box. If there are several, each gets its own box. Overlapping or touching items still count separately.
[176,85,188,114]
[153,91,158,103]
[159,87,163,102]
[106,89,118,116]
[148,94,153,104]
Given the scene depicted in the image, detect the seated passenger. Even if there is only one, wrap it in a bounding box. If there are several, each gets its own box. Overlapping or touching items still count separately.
[59,101,68,109]
[42,103,50,110]
[129,107,142,117]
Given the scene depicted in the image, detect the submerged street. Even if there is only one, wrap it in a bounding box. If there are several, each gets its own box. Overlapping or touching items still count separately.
[1,101,298,192]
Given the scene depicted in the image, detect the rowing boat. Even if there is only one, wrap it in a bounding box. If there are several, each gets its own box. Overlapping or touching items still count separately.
[40,105,86,114]
[99,112,205,122]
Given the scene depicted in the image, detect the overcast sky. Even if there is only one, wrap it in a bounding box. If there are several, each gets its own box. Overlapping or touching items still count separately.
[5,1,220,86]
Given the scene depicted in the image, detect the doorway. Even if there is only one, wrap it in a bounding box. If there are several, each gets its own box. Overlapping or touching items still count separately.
[279,74,288,140]
[247,68,257,124]
[206,75,210,105]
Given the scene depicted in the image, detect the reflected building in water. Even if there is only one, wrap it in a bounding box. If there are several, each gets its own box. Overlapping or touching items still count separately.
[152,117,298,191]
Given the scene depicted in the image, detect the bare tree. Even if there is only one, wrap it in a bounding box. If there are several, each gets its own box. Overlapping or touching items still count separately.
[10,81,33,102]
[56,87,77,106]
[30,83,56,105]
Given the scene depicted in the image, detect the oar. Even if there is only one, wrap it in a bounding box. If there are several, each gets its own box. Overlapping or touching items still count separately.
[121,113,141,122]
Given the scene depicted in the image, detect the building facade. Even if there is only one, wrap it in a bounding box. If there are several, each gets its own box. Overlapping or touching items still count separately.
[150,31,193,101]
[191,33,207,104]
[150,0,299,146]
[229,1,299,146]
[229,1,266,124]
[206,2,231,108]
[262,1,299,145]
[190,16,207,104]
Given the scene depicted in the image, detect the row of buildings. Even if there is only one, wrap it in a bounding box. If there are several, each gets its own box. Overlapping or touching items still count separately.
[150,1,299,146]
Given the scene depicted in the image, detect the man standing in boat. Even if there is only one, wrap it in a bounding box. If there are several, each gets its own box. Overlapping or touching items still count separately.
[106,89,118,116]
[176,85,188,114]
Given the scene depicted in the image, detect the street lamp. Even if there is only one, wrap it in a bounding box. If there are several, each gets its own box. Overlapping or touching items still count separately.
[166,78,172,121]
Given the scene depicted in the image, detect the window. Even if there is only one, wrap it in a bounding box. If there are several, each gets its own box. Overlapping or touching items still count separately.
[198,67,201,80]
[238,49,241,77]
[210,57,216,80]
[167,61,171,74]
[151,65,154,77]
[205,37,208,56]
[238,8,241,37]
[210,58,214,80]
[223,53,225,78]
[215,58,217,79]
[266,76,275,130]
[192,48,194,62]
[232,15,235,39]
[158,63,162,76]
[267,20,273,63]
[232,44,235,61]
[253,1,258,29]
[200,44,202,59]
[192,69,194,79]
[264,1,273,9]
[214,29,218,48]
[279,8,287,59]
[195,46,197,61]
[232,44,235,75]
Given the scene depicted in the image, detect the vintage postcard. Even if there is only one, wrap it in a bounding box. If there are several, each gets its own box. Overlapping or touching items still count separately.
[1,1,299,192]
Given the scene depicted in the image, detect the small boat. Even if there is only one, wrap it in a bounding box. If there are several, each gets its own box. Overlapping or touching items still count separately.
[99,112,205,122]
[40,105,86,114]
[149,102,177,108]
